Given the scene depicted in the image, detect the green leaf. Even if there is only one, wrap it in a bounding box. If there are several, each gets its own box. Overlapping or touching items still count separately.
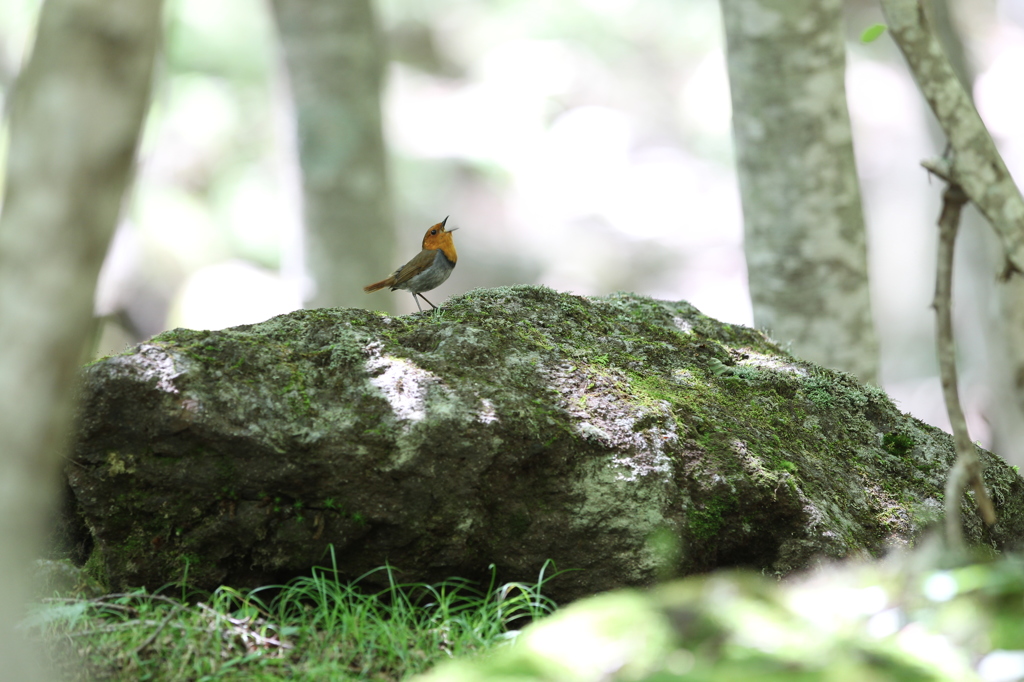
[861,23,887,44]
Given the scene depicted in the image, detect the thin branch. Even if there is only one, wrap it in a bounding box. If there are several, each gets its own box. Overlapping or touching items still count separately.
[196,602,293,651]
[133,604,184,655]
[881,0,1005,549]
[64,620,167,638]
[934,184,997,550]
[881,0,1024,276]
[94,593,184,607]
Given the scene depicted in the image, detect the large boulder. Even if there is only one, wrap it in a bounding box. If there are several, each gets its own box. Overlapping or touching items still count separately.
[66,286,1024,602]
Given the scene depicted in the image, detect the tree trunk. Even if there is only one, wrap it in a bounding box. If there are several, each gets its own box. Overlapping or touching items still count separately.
[269,0,396,311]
[0,0,161,677]
[721,0,879,384]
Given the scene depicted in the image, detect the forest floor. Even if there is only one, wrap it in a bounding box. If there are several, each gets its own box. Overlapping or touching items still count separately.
[26,558,558,681]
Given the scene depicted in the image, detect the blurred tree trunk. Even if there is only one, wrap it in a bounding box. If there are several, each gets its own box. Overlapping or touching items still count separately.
[721,0,879,384]
[992,273,1024,466]
[0,0,161,678]
[269,0,395,311]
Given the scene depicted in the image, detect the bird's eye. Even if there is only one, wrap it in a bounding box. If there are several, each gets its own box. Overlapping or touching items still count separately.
[431,229,437,235]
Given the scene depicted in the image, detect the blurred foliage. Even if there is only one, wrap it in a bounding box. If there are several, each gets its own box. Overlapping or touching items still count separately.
[3,0,1024,454]
[861,23,889,44]
[1,0,293,337]
[2,0,744,333]
[417,548,1024,682]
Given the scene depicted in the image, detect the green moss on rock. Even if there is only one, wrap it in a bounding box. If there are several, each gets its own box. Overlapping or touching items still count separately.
[65,287,1024,601]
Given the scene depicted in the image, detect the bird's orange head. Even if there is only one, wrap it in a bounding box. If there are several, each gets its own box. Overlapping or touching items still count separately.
[421,216,458,264]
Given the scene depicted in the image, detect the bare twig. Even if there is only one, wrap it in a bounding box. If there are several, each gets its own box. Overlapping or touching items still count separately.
[934,183,997,550]
[196,602,293,652]
[65,620,167,638]
[133,604,184,655]
[881,0,1007,549]
[95,593,184,607]
[881,0,1024,276]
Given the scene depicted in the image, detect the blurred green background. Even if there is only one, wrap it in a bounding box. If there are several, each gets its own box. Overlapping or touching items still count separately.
[2,0,1024,453]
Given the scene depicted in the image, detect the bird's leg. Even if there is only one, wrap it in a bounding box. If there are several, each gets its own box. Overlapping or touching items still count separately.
[412,293,423,313]
[416,293,438,310]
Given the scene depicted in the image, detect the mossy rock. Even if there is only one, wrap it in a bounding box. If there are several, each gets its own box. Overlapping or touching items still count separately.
[66,286,1024,602]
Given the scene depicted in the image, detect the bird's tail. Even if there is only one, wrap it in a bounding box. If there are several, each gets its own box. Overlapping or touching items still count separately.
[363,278,394,293]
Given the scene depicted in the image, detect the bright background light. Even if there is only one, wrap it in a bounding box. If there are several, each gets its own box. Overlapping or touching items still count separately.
[2,0,1024,452]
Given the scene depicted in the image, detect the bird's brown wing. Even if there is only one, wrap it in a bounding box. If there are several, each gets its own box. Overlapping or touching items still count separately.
[391,249,437,286]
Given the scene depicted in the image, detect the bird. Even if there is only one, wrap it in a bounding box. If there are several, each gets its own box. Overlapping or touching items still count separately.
[363,217,458,312]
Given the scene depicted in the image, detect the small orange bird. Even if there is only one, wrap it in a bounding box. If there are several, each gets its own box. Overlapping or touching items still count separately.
[363,217,459,312]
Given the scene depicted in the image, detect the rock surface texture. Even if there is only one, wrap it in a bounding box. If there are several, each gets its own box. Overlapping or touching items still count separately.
[67,287,1024,602]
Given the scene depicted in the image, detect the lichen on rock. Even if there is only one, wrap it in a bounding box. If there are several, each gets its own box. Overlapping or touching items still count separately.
[65,286,1024,602]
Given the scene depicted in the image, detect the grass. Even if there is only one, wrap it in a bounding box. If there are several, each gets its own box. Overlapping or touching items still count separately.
[25,552,561,681]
